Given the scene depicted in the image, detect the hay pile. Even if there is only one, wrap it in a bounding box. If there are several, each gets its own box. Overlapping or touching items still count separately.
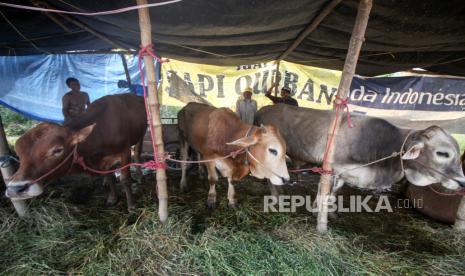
[1,172,465,275]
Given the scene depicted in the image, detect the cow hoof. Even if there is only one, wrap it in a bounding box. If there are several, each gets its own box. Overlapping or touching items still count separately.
[127,205,136,212]
[228,202,240,209]
[136,177,145,185]
[205,201,216,209]
[105,197,118,207]
[181,185,190,193]
[453,220,465,231]
[180,180,188,192]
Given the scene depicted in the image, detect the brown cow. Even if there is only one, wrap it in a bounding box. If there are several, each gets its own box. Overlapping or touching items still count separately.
[178,102,289,208]
[5,93,147,211]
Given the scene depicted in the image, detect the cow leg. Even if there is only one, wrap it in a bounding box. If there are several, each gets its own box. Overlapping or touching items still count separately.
[179,138,189,192]
[205,162,218,209]
[293,160,305,182]
[120,148,136,211]
[104,175,118,206]
[454,196,465,230]
[133,138,144,184]
[197,152,206,178]
[227,178,239,208]
[269,180,283,202]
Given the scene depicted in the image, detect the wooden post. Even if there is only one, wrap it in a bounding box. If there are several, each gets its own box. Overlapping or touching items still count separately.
[0,115,27,216]
[136,0,168,222]
[33,1,126,49]
[316,0,372,233]
[274,61,280,96]
[120,53,133,87]
[277,0,342,61]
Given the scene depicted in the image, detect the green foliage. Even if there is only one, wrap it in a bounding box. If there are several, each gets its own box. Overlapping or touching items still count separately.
[0,106,37,137]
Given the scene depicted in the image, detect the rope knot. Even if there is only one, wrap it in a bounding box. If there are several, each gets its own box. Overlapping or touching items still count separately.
[311,167,333,175]
[143,160,167,170]
[139,44,169,63]
[334,95,354,128]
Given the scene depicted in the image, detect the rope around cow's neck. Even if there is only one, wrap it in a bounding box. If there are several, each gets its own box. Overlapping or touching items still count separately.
[9,145,77,188]
[293,129,465,197]
[242,126,290,180]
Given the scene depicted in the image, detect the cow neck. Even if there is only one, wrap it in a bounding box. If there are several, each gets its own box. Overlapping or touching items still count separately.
[243,125,256,165]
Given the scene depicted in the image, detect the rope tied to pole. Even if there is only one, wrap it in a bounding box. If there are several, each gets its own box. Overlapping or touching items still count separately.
[303,95,354,176]
[333,95,354,128]
[137,43,169,170]
[138,44,169,64]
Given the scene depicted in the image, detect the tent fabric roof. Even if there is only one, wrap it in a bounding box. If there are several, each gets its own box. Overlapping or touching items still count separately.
[1,0,465,76]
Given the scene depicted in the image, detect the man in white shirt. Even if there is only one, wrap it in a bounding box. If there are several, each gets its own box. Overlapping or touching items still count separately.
[236,87,257,124]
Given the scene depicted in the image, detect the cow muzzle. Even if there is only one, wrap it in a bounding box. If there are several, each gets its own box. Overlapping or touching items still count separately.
[454,177,465,188]
[269,174,290,186]
[5,181,43,199]
[440,177,465,191]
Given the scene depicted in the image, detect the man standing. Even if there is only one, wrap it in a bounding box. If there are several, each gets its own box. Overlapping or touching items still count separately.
[62,77,91,124]
[265,83,299,106]
[236,87,257,124]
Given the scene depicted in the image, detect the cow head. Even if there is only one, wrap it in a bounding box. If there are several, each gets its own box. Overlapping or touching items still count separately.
[5,122,94,200]
[402,126,465,190]
[227,125,290,185]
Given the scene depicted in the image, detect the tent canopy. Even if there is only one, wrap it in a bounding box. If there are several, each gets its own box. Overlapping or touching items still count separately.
[1,0,465,76]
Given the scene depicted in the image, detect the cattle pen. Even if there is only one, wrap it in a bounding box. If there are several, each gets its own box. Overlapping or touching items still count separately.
[2,0,465,275]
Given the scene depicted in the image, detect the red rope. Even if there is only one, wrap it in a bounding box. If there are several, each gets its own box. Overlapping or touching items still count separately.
[289,96,353,176]
[334,95,354,128]
[288,167,333,174]
[138,44,169,170]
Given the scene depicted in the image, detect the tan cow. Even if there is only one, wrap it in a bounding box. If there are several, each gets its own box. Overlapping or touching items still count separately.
[178,102,289,208]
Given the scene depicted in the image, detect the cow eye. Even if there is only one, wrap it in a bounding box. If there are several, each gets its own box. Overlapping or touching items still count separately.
[52,147,64,156]
[268,148,278,156]
[436,151,450,158]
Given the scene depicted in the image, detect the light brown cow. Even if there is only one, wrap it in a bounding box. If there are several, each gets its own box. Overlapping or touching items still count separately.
[178,102,289,208]
[5,93,147,211]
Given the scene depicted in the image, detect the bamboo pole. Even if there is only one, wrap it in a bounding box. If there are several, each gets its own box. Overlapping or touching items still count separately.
[120,53,133,87]
[33,1,126,49]
[277,0,342,61]
[136,0,168,222]
[0,115,27,217]
[316,0,372,233]
[274,61,280,96]
[31,1,72,33]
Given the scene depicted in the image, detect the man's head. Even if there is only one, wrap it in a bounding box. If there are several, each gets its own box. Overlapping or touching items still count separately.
[243,87,253,100]
[280,87,291,98]
[66,77,80,92]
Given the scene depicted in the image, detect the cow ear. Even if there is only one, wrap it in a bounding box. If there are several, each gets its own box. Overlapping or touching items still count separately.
[70,124,95,145]
[226,135,258,148]
[402,142,424,160]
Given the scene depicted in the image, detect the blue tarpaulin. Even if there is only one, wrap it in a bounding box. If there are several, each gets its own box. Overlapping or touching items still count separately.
[0,54,149,123]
